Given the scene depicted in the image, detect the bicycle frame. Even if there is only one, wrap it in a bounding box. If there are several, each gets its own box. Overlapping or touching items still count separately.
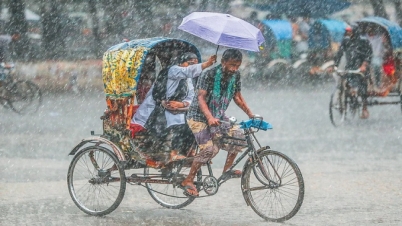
[202,125,282,188]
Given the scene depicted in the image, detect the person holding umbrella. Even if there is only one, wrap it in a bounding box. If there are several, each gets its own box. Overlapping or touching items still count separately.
[181,49,255,197]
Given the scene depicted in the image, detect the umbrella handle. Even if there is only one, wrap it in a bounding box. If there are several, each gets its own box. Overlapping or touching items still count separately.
[215,45,219,63]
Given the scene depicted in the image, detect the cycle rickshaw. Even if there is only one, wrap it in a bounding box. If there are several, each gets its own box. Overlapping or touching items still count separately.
[0,63,42,114]
[67,37,304,222]
[245,19,292,84]
[329,17,402,126]
[293,19,347,83]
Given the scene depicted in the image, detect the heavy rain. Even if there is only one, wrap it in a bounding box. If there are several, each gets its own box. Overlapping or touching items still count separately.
[0,0,401,225]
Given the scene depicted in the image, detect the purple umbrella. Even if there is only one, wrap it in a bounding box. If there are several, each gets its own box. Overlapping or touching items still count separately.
[178,12,265,52]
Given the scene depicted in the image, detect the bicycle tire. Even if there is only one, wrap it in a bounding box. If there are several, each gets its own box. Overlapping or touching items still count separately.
[9,80,42,114]
[329,87,346,127]
[67,146,126,216]
[145,163,202,209]
[242,149,304,222]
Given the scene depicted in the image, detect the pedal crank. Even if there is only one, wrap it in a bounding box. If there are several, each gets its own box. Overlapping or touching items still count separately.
[203,176,219,195]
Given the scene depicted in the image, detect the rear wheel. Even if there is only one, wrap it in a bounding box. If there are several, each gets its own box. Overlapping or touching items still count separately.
[242,149,304,222]
[145,162,202,209]
[329,87,346,127]
[294,61,311,85]
[347,95,362,120]
[9,80,42,114]
[268,62,289,80]
[67,146,126,216]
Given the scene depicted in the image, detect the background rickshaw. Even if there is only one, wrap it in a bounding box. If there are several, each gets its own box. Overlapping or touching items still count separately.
[67,36,304,221]
[245,19,292,84]
[329,17,402,126]
[293,19,347,83]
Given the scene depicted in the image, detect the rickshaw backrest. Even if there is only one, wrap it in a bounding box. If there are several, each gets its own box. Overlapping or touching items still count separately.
[101,37,201,151]
[260,20,292,59]
[357,17,402,53]
[357,17,402,85]
[309,19,347,51]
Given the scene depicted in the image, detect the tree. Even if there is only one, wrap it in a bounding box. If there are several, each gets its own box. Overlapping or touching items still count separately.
[8,0,29,60]
[369,0,388,19]
[88,0,102,57]
[41,1,66,59]
[392,0,402,25]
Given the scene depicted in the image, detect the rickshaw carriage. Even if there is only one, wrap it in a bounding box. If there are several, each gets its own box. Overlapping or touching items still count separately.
[293,19,347,82]
[69,37,202,168]
[356,17,402,98]
[246,19,292,83]
[67,36,304,221]
[329,17,402,126]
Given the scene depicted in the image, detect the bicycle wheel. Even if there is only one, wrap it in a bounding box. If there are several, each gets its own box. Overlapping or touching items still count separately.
[67,146,126,216]
[329,87,346,127]
[145,163,202,209]
[347,95,362,120]
[9,80,42,114]
[242,149,304,222]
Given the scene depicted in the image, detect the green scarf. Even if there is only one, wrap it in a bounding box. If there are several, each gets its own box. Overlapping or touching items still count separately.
[210,64,236,119]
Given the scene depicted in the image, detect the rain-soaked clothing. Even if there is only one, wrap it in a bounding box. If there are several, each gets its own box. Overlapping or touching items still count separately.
[186,64,241,123]
[0,35,11,82]
[132,64,202,128]
[186,64,245,163]
[334,36,372,71]
[131,63,202,154]
[334,36,372,97]
[187,118,246,163]
[0,35,12,63]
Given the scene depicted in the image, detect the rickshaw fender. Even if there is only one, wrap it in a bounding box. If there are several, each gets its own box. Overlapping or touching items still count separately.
[320,60,335,70]
[292,59,307,69]
[267,59,289,69]
[68,136,127,162]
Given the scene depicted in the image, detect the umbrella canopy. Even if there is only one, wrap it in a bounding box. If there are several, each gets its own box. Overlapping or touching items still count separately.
[250,0,351,18]
[178,12,265,52]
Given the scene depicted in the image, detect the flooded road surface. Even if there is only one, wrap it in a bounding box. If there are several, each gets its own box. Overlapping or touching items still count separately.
[1,82,401,225]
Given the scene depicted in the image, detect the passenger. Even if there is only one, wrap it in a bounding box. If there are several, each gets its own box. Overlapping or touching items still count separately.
[181,49,255,197]
[334,24,372,119]
[297,12,312,54]
[364,26,389,87]
[131,52,216,162]
[0,31,20,84]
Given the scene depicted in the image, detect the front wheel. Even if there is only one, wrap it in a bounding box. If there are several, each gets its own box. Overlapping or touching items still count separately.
[329,87,346,127]
[242,149,304,222]
[67,146,126,216]
[8,80,42,114]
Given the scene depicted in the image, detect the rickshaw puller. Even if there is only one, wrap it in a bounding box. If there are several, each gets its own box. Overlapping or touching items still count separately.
[182,49,255,197]
[334,24,372,119]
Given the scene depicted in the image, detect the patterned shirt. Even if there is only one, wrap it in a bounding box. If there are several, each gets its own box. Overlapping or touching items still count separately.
[186,64,241,123]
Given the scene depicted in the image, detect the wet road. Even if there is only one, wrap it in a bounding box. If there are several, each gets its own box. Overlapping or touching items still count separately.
[1,82,402,225]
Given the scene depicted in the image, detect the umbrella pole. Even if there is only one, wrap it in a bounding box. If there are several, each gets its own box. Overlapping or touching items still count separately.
[215,45,219,63]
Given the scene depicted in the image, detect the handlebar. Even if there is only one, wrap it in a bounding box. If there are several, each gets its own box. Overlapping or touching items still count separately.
[334,69,364,77]
[216,115,271,131]
[336,69,361,74]
[218,115,263,126]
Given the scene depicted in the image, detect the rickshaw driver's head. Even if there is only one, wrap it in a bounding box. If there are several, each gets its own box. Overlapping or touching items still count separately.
[221,49,242,76]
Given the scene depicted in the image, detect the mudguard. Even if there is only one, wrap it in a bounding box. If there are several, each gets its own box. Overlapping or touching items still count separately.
[292,59,307,69]
[267,59,289,69]
[320,60,334,70]
[68,136,127,162]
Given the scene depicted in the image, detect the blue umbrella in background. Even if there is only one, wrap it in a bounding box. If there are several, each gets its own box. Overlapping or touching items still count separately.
[249,0,351,18]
